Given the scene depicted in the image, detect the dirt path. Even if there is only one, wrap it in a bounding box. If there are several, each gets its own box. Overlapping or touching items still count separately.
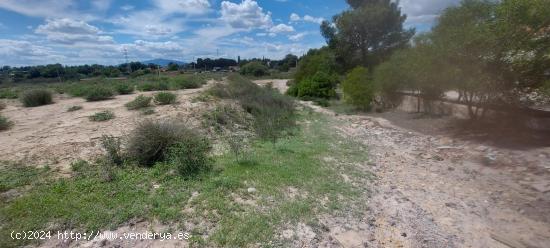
[258,79,550,248]
[0,83,212,172]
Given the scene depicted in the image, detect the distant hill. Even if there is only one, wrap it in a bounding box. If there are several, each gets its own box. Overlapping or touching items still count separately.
[142,59,187,67]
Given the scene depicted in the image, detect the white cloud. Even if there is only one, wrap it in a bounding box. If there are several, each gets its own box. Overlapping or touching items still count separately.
[220,0,272,30]
[269,24,295,33]
[399,0,461,28]
[290,13,300,22]
[289,13,324,24]
[91,0,112,11]
[288,32,306,41]
[35,18,114,45]
[0,39,64,65]
[0,0,100,20]
[120,5,134,11]
[153,0,211,15]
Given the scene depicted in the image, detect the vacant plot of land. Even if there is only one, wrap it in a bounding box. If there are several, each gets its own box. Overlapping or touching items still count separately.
[0,85,210,172]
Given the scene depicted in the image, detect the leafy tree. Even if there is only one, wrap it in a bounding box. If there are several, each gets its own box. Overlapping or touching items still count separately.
[240,61,270,77]
[322,0,414,70]
[342,67,376,110]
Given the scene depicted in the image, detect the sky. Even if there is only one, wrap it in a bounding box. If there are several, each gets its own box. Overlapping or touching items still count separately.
[0,0,460,66]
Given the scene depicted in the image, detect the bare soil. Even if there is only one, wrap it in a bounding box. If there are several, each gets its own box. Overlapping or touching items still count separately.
[0,84,212,173]
[262,79,550,248]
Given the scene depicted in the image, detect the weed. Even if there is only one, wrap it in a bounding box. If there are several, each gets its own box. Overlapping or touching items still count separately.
[168,134,212,176]
[154,92,177,105]
[20,89,53,107]
[170,75,205,89]
[0,101,5,110]
[100,135,123,166]
[0,115,13,131]
[125,95,152,110]
[85,87,114,101]
[114,83,134,95]
[89,110,115,122]
[137,81,169,92]
[67,105,83,112]
[126,120,196,166]
[0,89,19,99]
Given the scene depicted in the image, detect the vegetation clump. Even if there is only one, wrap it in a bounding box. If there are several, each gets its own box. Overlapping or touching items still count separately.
[154,92,177,105]
[240,61,270,77]
[67,106,83,112]
[168,134,212,176]
[89,110,115,122]
[170,75,205,89]
[342,67,376,110]
[126,120,208,168]
[137,81,170,92]
[210,74,295,143]
[125,95,152,110]
[114,83,134,95]
[20,89,53,107]
[0,115,13,131]
[0,89,18,99]
[85,87,114,102]
[0,101,5,110]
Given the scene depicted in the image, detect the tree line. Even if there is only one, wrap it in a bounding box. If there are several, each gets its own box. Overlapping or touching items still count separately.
[289,0,550,120]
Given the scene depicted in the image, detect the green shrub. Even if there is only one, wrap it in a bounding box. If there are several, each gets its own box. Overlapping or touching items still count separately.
[170,75,205,89]
[125,95,152,110]
[66,84,92,97]
[85,87,114,101]
[213,74,296,143]
[154,92,177,105]
[342,66,376,110]
[100,135,123,166]
[287,71,338,99]
[167,134,212,176]
[126,120,198,166]
[89,110,115,122]
[20,89,53,107]
[115,83,134,95]
[137,81,170,91]
[67,106,83,112]
[240,61,270,77]
[0,89,18,99]
[0,115,13,131]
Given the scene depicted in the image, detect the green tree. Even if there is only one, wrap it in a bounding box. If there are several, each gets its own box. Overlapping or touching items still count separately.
[322,0,414,70]
[342,67,376,110]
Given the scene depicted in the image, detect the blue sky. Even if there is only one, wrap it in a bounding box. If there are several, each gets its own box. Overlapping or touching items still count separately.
[0,0,460,66]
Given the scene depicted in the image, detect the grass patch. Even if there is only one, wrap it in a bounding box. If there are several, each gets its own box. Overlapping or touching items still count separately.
[67,105,83,112]
[140,108,155,115]
[0,163,50,193]
[20,89,53,107]
[0,88,19,99]
[0,101,5,110]
[125,95,152,110]
[154,92,177,105]
[89,110,115,122]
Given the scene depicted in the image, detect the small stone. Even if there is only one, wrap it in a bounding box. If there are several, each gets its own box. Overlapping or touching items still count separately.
[247,187,257,193]
[401,233,407,237]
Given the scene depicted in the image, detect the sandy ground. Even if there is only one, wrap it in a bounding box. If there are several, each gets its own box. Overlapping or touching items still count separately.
[0,83,211,173]
[260,79,550,248]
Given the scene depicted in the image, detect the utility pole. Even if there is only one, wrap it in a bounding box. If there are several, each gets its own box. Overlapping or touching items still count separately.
[124,48,131,74]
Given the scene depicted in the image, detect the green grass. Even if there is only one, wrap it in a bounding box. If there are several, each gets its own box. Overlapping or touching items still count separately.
[0,115,12,131]
[0,110,371,247]
[0,88,19,99]
[154,92,177,105]
[89,110,115,122]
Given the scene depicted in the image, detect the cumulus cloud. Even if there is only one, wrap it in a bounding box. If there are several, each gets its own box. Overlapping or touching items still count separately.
[153,0,211,15]
[288,32,306,41]
[269,24,295,33]
[220,0,272,30]
[35,18,114,45]
[0,39,64,65]
[289,13,324,24]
